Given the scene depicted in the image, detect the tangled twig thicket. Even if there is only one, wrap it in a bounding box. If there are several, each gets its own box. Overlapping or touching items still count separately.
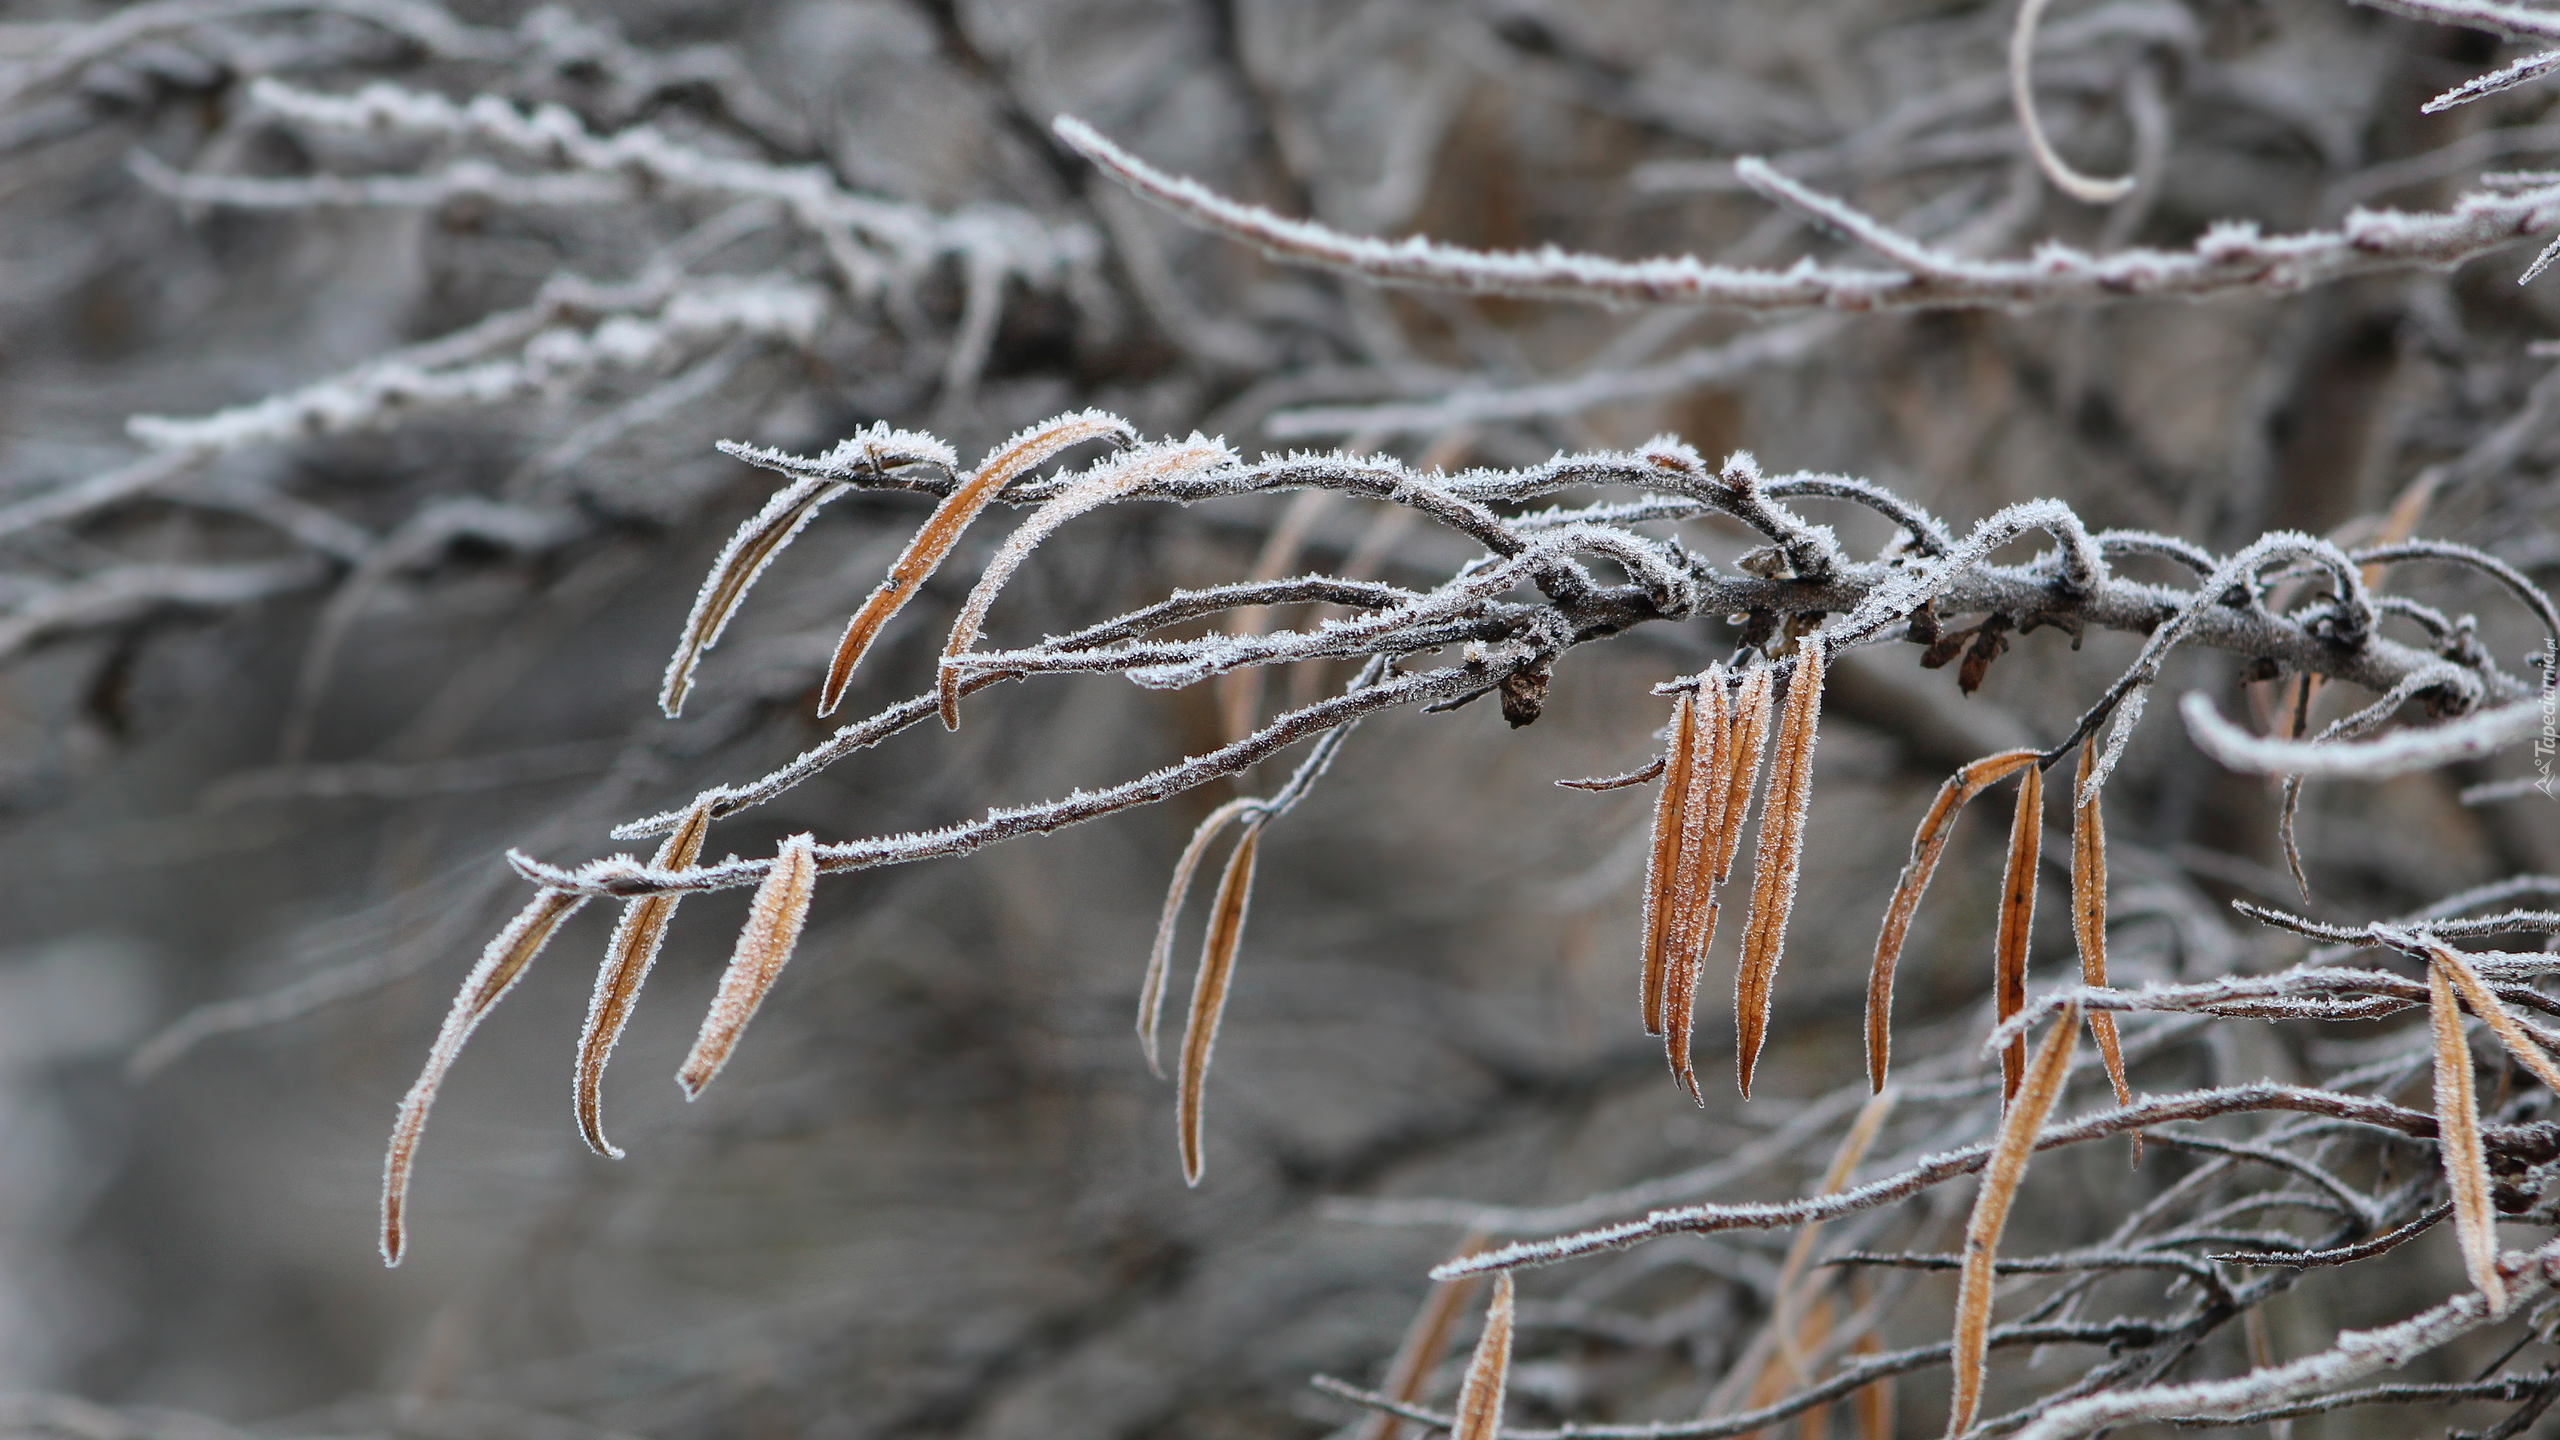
[7,0,2560,1437]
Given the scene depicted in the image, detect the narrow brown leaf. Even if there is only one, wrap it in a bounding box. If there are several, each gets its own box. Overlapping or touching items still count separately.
[1949,1001,2080,1437]
[819,410,1135,716]
[575,799,714,1157]
[2070,744,2133,1117]
[2430,963,2508,1310]
[1179,820,1262,1186]
[1664,668,1733,1098]
[1995,761,2042,1105]
[1712,664,1777,888]
[938,436,1230,729]
[1140,796,1261,1077]
[1866,748,2041,1093]
[2425,936,2560,1098]
[1639,690,1700,1038]
[1453,1272,1516,1440]
[661,478,845,717]
[1357,1233,1492,1440]
[382,886,591,1266]
[675,832,819,1099]
[1736,644,1824,1100]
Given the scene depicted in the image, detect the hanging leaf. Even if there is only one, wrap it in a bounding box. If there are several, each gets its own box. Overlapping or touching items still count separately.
[1664,667,1734,1099]
[819,410,1134,716]
[383,887,591,1266]
[1452,1272,1516,1440]
[2070,743,2133,1138]
[575,799,715,1157]
[1949,1002,2079,1437]
[1866,748,2041,1092]
[1639,690,1701,1037]
[1995,761,2042,1105]
[676,833,820,1098]
[1179,820,1263,1185]
[2430,964,2507,1310]
[1737,643,1825,1099]
[2422,933,2560,1097]
[1139,797,1262,1077]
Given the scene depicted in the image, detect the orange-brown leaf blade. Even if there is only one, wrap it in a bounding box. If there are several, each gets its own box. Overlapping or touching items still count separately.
[661,478,846,717]
[1140,797,1261,1076]
[1854,1331,1893,1440]
[938,438,1229,729]
[575,799,716,1157]
[1639,691,1700,1037]
[1735,645,1824,1099]
[382,886,590,1266]
[1866,748,2041,1093]
[2424,937,2560,1099]
[676,833,820,1099]
[2071,743,2132,1124]
[1713,664,1777,886]
[1453,1272,1516,1440]
[820,410,1135,716]
[1665,670,1733,1096]
[1357,1233,1492,1440]
[1949,1002,2080,1437]
[1996,762,2042,1105]
[1179,820,1262,1185]
[2431,963,2507,1310]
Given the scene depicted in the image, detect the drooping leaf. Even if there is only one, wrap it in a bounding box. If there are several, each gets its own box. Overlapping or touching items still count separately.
[2070,743,2135,1152]
[576,799,714,1156]
[2430,964,2507,1310]
[1996,761,2042,1104]
[1179,820,1262,1185]
[1639,690,1701,1038]
[1736,644,1825,1099]
[1949,1002,2079,1436]
[383,887,590,1266]
[1664,668,1733,1099]
[676,833,819,1099]
[1140,797,1261,1076]
[819,410,1134,716]
[1452,1272,1516,1440]
[1866,748,2041,1092]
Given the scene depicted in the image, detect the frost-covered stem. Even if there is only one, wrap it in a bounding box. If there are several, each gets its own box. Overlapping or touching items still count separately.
[525,650,1520,897]
[2009,1236,2560,1439]
[1053,116,2560,312]
[1429,1081,2531,1278]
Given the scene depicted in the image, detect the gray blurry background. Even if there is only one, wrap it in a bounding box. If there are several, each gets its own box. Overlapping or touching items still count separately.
[0,0,2556,1436]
